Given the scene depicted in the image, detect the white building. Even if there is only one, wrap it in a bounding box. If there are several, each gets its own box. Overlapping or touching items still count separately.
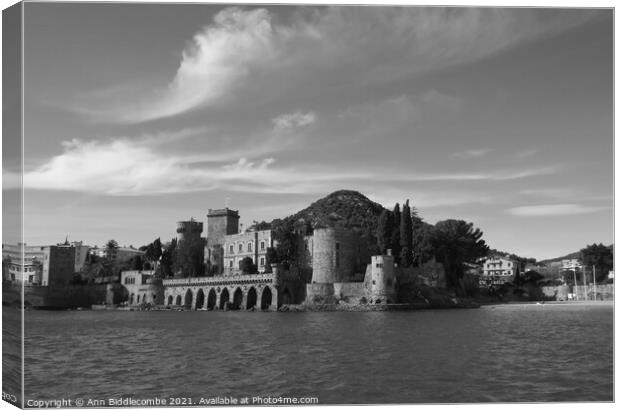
[223,229,273,275]
[481,256,518,286]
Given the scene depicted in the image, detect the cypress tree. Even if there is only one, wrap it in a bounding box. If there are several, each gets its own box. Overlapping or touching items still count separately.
[400,199,413,267]
[376,209,394,255]
[390,203,401,264]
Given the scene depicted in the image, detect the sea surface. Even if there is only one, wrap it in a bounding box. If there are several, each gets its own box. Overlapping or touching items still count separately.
[14,303,615,405]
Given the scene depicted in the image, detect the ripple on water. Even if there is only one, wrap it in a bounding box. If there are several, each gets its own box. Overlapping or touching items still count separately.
[22,305,613,403]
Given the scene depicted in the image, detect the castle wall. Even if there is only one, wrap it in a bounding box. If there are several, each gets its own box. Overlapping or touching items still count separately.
[333,282,365,302]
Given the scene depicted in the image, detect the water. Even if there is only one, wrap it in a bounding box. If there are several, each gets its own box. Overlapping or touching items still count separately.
[16,303,614,404]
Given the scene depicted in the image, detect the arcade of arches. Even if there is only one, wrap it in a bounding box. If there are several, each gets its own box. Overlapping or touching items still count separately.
[164,284,279,311]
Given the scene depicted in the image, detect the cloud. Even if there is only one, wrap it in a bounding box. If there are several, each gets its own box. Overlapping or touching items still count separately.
[71,7,596,123]
[6,130,560,198]
[452,148,494,159]
[506,203,609,217]
[4,134,367,196]
[398,166,560,182]
[272,111,316,130]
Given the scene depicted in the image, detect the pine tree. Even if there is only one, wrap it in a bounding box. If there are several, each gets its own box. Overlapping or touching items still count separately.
[400,199,413,267]
[390,203,401,264]
[376,209,394,254]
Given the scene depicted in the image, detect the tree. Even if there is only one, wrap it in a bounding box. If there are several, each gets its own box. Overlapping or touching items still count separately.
[581,243,613,282]
[272,222,300,270]
[400,200,414,267]
[263,247,278,273]
[240,257,258,274]
[432,219,489,294]
[144,238,162,265]
[412,217,435,267]
[160,239,177,278]
[376,209,394,255]
[105,239,119,257]
[390,203,401,264]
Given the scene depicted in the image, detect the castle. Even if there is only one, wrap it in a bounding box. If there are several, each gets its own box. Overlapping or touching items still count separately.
[119,207,404,310]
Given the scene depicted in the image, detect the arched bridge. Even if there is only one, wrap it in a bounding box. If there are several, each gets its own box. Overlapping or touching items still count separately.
[163,273,299,311]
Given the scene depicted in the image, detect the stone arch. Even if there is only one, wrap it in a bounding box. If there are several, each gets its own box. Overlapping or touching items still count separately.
[232,287,243,310]
[207,289,217,310]
[184,289,194,308]
[167,295,173,306]
[136,294,140,304]
[261,286,273,310]
[175,294,182,306]
[219,288,230,310]
[130,293,135,305]
[246,287,257,310]
[143,294,148,304]
[195,289,205,309]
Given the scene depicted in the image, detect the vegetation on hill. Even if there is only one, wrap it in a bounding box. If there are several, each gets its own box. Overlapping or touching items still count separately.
[271,190,386,233]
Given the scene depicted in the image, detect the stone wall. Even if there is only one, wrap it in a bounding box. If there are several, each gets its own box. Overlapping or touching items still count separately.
[333,282,365,302]
[4,283,110,308]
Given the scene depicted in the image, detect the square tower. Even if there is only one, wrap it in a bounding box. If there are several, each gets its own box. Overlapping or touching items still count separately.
[206,208,240,246]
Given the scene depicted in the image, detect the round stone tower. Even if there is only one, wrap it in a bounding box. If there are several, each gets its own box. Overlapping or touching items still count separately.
[311,228,339,284]
[368,251,397,304]
[176,219,203,243]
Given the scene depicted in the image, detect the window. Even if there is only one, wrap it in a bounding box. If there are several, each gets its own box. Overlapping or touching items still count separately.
[260,257,265,267]
[229,260,233,268]
[260,241,265,251]
[229,245,234,254]
[248,242,252,252]
[238,260,243,269]
[238,243,243,252]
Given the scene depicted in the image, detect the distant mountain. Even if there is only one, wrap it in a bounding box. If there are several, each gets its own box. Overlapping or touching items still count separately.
[271,190,387,235]
[538,251,582,265]
[538,244,613,265]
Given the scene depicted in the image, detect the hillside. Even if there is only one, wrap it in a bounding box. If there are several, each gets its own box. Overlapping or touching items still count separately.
[538,251,582,265]
[271,190,387,236]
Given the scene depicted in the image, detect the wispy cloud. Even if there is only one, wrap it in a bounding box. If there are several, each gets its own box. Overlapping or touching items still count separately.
[5,131,561,197]
[398,166,560,182]
[272,111,316,130]
[452,148,494,159]
[67,7,596,123]
[506,203,609,217]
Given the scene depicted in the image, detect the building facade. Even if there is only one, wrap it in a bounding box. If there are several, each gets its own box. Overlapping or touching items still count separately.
[120,270,164,306]
[481,256,518,286]
[2,243,45,285]
[42,245,76,286]
[223,229,273,275]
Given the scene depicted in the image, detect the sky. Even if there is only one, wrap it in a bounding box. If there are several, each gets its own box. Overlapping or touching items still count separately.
[2,3,614,260]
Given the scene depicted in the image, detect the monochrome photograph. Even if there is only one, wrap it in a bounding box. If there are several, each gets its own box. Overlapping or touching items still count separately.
[2,1,614,408]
